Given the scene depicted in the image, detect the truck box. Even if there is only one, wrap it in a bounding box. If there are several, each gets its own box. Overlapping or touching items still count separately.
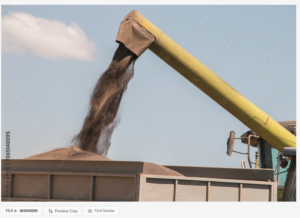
[1,159,277,202]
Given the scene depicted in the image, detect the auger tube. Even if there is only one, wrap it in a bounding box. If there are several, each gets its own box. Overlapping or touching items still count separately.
[116,10,296,152]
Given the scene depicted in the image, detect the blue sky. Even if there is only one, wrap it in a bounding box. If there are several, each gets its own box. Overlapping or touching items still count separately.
[1,5,296,168]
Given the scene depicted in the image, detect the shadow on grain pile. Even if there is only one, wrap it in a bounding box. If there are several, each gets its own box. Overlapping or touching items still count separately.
[25,43,183,177]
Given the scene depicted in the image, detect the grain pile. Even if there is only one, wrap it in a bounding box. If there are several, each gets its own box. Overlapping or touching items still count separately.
[25,147,110,161]
[25,147,183,176]
[143,162,183,176]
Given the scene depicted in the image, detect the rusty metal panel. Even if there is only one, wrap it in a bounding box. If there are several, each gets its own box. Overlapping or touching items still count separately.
[12,174,48,199]
[94,176,135,201]
[209,182,239,201]
[52,175,90,200]
[241,184,270,202]
[176,180,207,201]
[143,178,174,201]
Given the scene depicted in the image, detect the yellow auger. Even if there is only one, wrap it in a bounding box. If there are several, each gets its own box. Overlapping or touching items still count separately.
[116,10,296,152]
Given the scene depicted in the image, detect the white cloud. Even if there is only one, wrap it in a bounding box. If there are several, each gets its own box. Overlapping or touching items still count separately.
[2,12,96,61]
